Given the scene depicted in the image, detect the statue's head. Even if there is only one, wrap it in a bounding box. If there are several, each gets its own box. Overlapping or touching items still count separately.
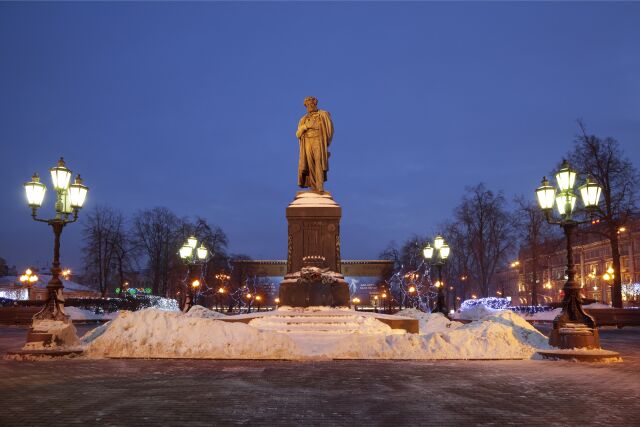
[304,96,318,113]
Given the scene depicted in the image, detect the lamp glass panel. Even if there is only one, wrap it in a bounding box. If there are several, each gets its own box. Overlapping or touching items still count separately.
[579,182,602,208]
[179,245,192,259]
[440,244,451,259]
[68,183,88,208]
[24,182,46,207]
[50,168,72,191]
[423,245,434,259]
[555,168,576,192]
[536,186,555,210]
[434,236,444,250]
[187,236,198,249]
[555,193,576,216]
[197,246,208,260]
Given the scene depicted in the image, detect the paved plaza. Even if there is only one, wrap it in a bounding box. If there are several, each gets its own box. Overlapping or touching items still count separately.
[0,325,639,426]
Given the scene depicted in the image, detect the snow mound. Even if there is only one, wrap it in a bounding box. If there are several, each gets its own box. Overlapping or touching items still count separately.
[79,307,549,360]
[458,304,503,320]
[184,305,227,319]
[83,308,297,359]
[324,310,550,360]
[397,308,463,335]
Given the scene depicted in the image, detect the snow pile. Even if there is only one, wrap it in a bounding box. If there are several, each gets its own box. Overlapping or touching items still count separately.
[83,309,296,359]
[185,305,227,319]
[457,304,504,320]
[397,308,463,335]
[320,310,550,360]
[80,307,549,360]
[248,310,396,335]
[24,319,80,349]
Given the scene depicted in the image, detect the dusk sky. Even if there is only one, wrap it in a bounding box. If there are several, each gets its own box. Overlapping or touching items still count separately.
[1,2,639,271]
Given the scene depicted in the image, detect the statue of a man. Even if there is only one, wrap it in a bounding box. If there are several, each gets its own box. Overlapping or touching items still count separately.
[296,96,334,192]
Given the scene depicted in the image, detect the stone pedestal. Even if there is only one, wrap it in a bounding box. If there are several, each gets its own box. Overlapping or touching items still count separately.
[280,191,350,307]
[286,191,341,274]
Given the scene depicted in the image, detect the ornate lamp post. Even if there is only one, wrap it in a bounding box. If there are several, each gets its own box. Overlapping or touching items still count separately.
[535,159,603,349]
[179,235,209,312]
[423,235,451,315]
[23,157,89,344]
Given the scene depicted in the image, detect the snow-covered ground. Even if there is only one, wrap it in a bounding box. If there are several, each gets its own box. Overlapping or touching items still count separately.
[65,307,120,321]
[79,306,550,360]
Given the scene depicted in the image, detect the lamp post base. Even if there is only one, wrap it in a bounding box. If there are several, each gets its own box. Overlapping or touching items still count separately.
[549,323,600,349]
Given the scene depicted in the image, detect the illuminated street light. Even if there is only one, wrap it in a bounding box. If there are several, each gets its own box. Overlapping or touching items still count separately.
[179,235,210,312]
[22,157,89,347]
[424,235,451,315]
[535,159,603,350]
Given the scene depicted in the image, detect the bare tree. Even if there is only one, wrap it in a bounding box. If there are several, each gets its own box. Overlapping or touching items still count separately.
[111,222,141,297]
[513,196,558,305]
[443,221,474,301]
[81,205,124,296]
[453,184,515,297]
[131,207,182,296]
[569,121,640,307]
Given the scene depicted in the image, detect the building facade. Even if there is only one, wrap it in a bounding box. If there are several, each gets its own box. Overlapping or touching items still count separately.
[496,219,640,306]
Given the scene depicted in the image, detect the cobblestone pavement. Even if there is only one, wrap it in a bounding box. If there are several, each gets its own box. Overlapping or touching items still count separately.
[0,325,639,426]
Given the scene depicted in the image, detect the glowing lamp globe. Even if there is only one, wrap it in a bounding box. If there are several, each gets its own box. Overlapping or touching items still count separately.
[50,157,72,191]
[179,244,193,259]
[535,177,556,210]
[440,243,451,259]
[196,244,208,260]
[555,159,577,192]
[555,192,577,216]
[579,176,602,208]
[24,173,47,208]
[187,236,198,249]
[68,175,89,209]
[423,243,434,259]
[434,235,444,250]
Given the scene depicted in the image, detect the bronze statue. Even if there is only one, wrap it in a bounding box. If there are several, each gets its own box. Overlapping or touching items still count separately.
[296,96,334,192]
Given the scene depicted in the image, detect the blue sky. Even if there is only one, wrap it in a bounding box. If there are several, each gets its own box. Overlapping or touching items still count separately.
[1,2,639,271]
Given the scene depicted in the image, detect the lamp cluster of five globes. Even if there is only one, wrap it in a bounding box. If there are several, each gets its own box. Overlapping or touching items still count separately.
[179,236,209,262]
[536,159,602,216]
[24,157,89,213]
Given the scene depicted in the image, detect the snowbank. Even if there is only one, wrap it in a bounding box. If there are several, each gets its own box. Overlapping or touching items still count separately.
[396,308,463,335]
[322,310,550,360]
[81,307,550,360]
[456,304,503,320]
[185,305,228,319]
[83,309,297,359]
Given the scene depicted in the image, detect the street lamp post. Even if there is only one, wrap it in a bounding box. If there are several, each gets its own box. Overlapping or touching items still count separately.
[423,235,451,315]
[535,159,603,349]
[179,236,209,312]
[22,158,89,345]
